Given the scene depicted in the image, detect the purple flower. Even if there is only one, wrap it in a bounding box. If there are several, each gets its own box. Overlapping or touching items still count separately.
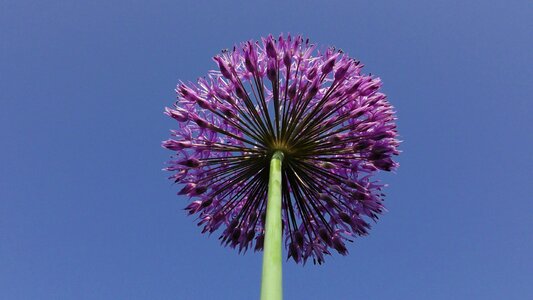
[163,34,400,265]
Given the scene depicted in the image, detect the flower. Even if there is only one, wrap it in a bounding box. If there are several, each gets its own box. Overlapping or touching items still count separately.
[163,34,399,264]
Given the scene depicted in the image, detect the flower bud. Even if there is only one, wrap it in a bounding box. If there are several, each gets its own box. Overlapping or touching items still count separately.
[294,231,304,247]
[304,77,320,101]
[353,140,374,151]
[165,107,188,122]
[288,242,301,263]
[265,37,277,58]
[184,200,202,215]
[287,82,297,99]
[191,115,212,129]
[332,236,348,255]
[178,158,202,168]
[213,56,233,79]
[200,198,213,208]
[307,67,318,80]
[254,234,264,251]
[318,227,333,246]
[338,212,353,225]
[267,58,277,82]
[246,229,256,242]
[235,85,247,100]
[162,139,192,151]
[244,42,257,73]
[321,56,336,74]
[283,52,292,68]
[193,185,207,195]
[334,62,350,82]
[196,98,213,110]
[178,183,196,195]
[346,76,367,94]
[359,79,381,96]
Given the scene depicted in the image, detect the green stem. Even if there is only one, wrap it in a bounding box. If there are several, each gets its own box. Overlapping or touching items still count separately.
[260,151,284,300]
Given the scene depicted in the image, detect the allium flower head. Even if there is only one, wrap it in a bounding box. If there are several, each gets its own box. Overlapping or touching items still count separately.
[163,34,399,264]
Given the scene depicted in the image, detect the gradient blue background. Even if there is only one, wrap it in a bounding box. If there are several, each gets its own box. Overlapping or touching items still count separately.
[1,1,532,299]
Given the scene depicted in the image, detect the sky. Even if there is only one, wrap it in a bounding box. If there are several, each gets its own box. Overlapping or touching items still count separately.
[1,0,532,299]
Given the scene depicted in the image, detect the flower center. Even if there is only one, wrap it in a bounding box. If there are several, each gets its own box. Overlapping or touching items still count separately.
[270,140,294,156]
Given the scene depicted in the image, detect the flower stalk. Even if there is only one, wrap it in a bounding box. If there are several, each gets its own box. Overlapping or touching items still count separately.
[261,151,284,300]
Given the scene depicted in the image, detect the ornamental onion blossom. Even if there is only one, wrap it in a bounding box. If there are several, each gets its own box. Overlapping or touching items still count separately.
[163,34,399,265]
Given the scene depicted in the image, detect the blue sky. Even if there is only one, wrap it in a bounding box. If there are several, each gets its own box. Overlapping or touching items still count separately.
[1,1,532,299]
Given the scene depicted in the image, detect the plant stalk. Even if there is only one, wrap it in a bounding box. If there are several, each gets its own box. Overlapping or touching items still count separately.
[260,151,284,300]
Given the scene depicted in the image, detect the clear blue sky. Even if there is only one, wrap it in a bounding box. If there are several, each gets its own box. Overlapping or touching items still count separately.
[1,1,532,299]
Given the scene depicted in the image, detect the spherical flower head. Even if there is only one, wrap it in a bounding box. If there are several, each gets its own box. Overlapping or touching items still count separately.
[163,34,400,265]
